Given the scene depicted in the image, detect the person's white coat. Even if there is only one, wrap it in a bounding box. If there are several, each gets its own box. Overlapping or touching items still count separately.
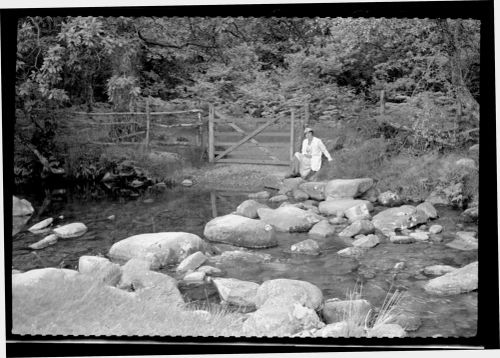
[295,137,332,177]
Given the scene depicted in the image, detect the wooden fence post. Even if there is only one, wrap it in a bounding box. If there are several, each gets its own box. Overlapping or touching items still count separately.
[145,97,151,153]
[304,102,310,128]
[208,103,215,163]
[290,108,295,165]
[380,90,385,115]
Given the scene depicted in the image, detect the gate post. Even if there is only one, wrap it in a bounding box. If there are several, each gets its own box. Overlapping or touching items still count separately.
[145,97,151,153]
[208,103,215,163]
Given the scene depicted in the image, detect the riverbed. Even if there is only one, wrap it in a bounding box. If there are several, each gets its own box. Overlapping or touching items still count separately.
[11,185,478,337]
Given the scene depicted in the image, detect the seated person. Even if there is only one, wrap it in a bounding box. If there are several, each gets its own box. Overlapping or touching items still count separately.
[286,127,333,180]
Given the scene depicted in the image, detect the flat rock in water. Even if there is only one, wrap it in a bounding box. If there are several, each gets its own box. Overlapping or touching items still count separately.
[13,196,34,217]
[28,218,53,233]
[298,182,327,201]
[236,200,269,219]
[243,296,324,337]
[344,202,373,222]
[308,220,336,238]
[352,234,380,248]
[254,278,323,310]
[257,206,320,233]
[176,251,208,274]
[248,191,270,199]
[319,199,371,216]
[78,255,122,286]
[409,232,429,241]
[291,239,320,255]
[339,220,375,238]
[423,265,458,276]
[372,205,427,232]
[367,324,406,338]
[390,235,416,244]
[109,232,207,267]
[29,234,58,250]
[416,201,438,219]
[218,250,272,263]
[269,194,289,203]
[429,224,443,234]
[424,261,478,296]
[446,231,478,251]
[213,277,259,308]
[53,223,88,239]
[204,214,276,248]
[337,247,364,258]
[12,268,79,289]
[322,299,371,324]
[324,178,373,200]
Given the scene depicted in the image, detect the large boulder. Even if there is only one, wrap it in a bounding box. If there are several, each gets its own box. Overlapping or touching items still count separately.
[257,206,320,233]
[213,278,259,309]
[254,278,323,310]
[53,223,88,238]
[235,200,269,219]
[13,196,34,217]
[324,178,373,200]
[424,261,478,296]
[372,205,427,232]
[204,214,276,248]
[338,220,375,238]
[322,299,371,324]
[78,255,122,286]
[298,182,327,201]
[318,199,372,216]
[109,232,207,267]
[12,268,79,289]
[308,220,336,237]
[242,296,324,336]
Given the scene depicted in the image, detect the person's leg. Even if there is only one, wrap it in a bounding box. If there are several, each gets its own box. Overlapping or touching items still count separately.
[285,153,302,178]
[303,170,317,181]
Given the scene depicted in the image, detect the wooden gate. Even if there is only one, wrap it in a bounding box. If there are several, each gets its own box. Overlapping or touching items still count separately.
[208,104,309,166]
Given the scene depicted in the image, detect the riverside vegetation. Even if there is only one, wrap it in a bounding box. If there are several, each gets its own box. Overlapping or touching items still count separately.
[12,16,479,337]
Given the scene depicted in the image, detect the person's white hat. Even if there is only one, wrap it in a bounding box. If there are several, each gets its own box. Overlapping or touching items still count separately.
[304,127,313,134]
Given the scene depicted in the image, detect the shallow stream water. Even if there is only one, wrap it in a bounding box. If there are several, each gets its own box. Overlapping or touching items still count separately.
[12,185,478,337]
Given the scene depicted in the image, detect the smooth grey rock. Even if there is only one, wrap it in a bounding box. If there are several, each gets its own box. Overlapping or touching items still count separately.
[118,258,153,289]
[429,224,443,234]
[53,223,88,238]
[213,278,259,308]
[409,232,429,241]
[28,234,58,250]
[423,265,458,276]
[352,234,380,248]
[127,270,183,305]
[204,214,276,248]
[236,200,269,219]
[319,199,371,216]
[13,196,34,217]
[322,299,371,324]
[339,220,375,238]
[416,202,438,219]
[324,178,374,199]
[28,218,53,233]
[390,235,416,244]
[329,217,348,225]
[196,265,222,276]
[372,205,427,232]
[309,220,336,237]
[269,194,289,203]
[109,232,206,267]
[258,206,319,233]
[176,251,208,274]
[78,255,122,286]
[183,271,206,282]
[337,246,364,258]
[424,261,478,296]
[292,189,309,201]
[255,278,323,310]
[218,250,272,263]
[291,239,320,255]
[12,268,79,289]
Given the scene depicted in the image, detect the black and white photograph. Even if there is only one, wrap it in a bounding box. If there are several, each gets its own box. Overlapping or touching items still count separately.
[2,0,498,354]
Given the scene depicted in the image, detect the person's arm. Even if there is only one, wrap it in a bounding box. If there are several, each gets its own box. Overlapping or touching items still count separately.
[301,139,307,155]
[318,139,333,161]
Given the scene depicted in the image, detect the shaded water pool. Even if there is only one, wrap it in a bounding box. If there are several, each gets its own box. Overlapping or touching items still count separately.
[12,186,478,337]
